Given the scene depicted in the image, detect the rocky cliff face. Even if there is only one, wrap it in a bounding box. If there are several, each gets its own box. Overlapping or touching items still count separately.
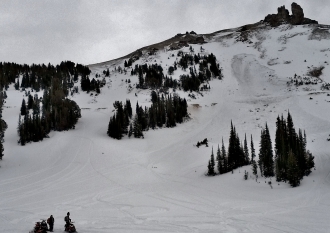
[264,2,318,27]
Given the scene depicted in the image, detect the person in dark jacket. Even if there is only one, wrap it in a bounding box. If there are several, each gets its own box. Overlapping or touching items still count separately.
[47,215,54,232]
[64,212,71,230]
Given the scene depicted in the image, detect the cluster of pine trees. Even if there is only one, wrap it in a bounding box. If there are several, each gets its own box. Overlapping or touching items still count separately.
[131,64,165,88]
[178,52,220,76]
[17,76,82,145]
[207,112,314,187]
[80,76,102,93]
[0,61,89,147]
[11,61,91,93]
[178,53,222,92]
[207,123,250,176]
[0,62,28,90]
[163,76,179,89]
[129,51,221,92]
[274,113,314,186]
[107,100,133,139]
[124,58,133,68]
[107,91,188,139]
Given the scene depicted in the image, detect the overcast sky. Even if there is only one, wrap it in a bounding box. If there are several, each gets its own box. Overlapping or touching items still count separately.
[1,0,329,66]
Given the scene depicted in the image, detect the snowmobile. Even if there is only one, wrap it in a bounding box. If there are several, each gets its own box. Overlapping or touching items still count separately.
[64,222,77,232]
[29,219,48,233]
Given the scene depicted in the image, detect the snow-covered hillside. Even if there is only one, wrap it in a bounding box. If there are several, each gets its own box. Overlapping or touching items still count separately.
[1,22,330,233]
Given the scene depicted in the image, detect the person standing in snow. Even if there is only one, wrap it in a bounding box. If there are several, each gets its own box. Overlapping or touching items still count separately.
[47,215,54,232]
[64,212,71,230]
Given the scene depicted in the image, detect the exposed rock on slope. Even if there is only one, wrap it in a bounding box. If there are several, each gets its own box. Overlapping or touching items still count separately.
[264,2,318,27]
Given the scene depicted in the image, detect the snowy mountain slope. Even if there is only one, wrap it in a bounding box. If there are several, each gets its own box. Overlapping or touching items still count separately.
[1,21,330,233]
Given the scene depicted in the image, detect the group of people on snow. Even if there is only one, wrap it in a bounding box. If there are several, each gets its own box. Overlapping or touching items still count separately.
[34,212,72,232]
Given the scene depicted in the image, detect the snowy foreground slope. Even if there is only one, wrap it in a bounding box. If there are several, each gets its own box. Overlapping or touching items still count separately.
[1,24,330,232]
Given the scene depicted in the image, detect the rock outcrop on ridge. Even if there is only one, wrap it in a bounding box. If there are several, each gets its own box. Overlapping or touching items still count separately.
[264,2,318,27]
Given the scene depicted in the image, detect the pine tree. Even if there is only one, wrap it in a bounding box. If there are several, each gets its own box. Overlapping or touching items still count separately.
[221,138,228,173]
[296,129,307,178]
[27,94,34,110]
[259,123,274,177]
[133,114,144,138]
[228,121,236,171]
[252,160,258,176]
[275,115,287,182]
[287,149,300,187]
[244,133,250,165]
[250,135,257,176]
[250,135,256,163]
[216,144,223,174]
[287,111,296,151]
[20,99,27,115]
[207,147,215,176]
[305,150,315,176]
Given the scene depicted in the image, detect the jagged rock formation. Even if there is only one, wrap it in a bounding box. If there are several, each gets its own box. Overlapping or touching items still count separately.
[264,2,318,27]
[291,2,304,25]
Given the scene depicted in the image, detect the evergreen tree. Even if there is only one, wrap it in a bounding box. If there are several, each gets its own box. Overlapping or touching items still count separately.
[287,149,300,187]
[207,147,215,176]
[20,99,27,115]
[243,133,250,165]
[252,160,258,176]
[228,121,236,171]
[287,111,296,151]
[28,94,34,110]
[133,114,144,138]
[250,135,257,176]
[228,121,246,170]
[221,138,228,173]
[275,115,288,182]
[305,150,315,176]
[259,123,274,177]
[216,144,223,174]
[250,135,256,163]
[296,129,307,178]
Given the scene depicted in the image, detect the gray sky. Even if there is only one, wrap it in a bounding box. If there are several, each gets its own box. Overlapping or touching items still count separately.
[1,0,329,65]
